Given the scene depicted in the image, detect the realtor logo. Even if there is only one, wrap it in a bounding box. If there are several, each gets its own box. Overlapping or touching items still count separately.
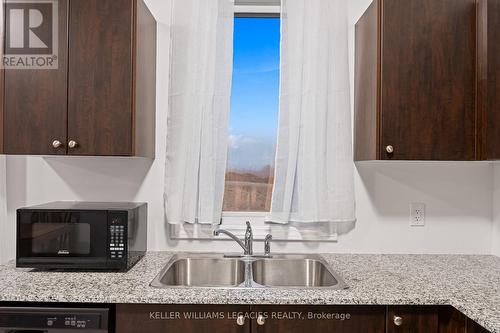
[3,0,58,69]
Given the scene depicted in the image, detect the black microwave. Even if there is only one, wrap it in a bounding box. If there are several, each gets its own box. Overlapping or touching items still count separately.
[16,202,147,271]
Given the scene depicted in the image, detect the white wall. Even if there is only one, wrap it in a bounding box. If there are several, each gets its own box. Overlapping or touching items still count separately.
[492,165,500,256]
[0,0,496,262]
[0,156,7,264]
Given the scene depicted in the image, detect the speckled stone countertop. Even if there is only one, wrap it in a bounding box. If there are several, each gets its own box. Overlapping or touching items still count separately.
[0,252,498,332]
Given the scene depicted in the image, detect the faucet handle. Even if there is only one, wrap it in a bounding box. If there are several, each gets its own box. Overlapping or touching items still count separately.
[264,234,272,256]
[245,221,253,256]
[245,221,253,239]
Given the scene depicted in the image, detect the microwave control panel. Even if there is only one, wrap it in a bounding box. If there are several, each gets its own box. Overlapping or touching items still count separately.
[108,213,127,260]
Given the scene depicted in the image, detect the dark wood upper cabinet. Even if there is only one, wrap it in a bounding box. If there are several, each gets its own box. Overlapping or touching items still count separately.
[3,0,69,155]
[1,0,156,157]
[355,0,478,161]
[480,0,500,159]
[67,0,133,156]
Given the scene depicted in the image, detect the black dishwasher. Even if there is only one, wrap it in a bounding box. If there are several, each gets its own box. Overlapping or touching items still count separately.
[0,307,109,332]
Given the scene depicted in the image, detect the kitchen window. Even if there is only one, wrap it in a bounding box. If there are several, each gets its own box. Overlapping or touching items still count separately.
[215,3,286,240]
[168,0,352,241]
[222,15,280,213]
[170,3,287,240]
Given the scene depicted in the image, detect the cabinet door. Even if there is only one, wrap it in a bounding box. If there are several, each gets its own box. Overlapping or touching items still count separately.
[467,319,490,333]
[381,0,477,160]
[485,0,500,159]
[387,306,438,333]
[438,306,466,333]
[116,304,250,333]
[250,305,385,333]
[3,0,68,155]
[68,0,133,156]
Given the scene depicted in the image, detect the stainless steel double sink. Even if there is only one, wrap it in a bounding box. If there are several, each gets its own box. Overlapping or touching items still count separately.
[150,253,348,289]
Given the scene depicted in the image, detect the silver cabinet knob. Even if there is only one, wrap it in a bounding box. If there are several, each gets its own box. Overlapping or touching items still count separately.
[257,314,266,326]
[68,140,78,149]
[386,145,394,154]
[236,314,245,326]
[394,316,403,326]
[52,140,62,148]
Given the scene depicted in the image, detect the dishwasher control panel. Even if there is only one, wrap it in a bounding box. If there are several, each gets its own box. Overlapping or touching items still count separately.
[0,307,109,332]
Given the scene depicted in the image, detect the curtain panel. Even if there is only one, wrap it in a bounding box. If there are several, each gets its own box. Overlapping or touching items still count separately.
[165,0,234,225]
[267,0,356,228]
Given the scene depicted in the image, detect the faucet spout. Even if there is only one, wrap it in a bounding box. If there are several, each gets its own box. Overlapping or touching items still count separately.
[213,222,254,256]
[213,229,249,254]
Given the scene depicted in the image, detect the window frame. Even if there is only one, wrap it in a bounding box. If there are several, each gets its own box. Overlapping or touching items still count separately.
[169,3,338,242]
[234,4,281,17]
[221,5,280,238]
[234,12,280,18]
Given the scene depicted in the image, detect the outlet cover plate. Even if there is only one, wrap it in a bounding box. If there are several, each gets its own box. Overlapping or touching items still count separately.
[410,203,425,227]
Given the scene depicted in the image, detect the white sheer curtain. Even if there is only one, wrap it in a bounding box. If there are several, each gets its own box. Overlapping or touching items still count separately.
[0,157,7,263]
[164,0,234,225]
[267,0,355,231]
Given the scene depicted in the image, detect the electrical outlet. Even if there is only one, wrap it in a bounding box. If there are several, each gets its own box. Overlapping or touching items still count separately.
[410,203,425,226]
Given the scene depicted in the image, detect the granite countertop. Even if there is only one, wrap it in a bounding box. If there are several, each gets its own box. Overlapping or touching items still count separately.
[0,252,498,332]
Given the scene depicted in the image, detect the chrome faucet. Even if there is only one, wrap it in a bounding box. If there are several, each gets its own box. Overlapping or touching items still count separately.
[214,221,253,256]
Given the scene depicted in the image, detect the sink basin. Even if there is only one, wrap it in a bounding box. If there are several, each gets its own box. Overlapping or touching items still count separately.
[252,257,343,288]
[150,256,246,287]
[150,253,348,289]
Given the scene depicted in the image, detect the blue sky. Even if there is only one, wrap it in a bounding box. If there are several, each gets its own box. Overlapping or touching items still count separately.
[227,18,280,172]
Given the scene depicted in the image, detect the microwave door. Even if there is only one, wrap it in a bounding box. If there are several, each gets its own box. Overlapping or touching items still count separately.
[17,211,108,264]
[30,223,91,255]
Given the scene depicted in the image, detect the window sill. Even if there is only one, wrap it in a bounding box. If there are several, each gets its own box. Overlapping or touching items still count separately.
[169,212,338,241]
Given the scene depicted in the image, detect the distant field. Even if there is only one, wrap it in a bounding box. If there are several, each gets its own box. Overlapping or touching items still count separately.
[223,169,274,212]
